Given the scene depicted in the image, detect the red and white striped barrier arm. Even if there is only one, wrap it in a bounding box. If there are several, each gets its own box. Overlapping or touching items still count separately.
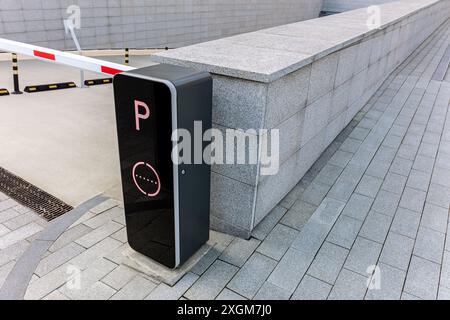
[0,38,135,76]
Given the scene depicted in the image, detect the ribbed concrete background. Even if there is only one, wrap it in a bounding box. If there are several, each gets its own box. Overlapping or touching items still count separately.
[0,0,323,50]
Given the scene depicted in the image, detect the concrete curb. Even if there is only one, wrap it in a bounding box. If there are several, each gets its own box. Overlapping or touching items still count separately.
[0,195,108,300]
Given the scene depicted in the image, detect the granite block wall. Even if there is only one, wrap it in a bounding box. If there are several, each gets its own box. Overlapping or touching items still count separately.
[0,0,323,50]
[152,0,450,238]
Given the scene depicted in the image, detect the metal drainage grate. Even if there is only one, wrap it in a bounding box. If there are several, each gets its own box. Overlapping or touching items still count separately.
[0,167,73,221]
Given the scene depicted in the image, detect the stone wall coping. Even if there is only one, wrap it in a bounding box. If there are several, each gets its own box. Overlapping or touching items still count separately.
[151,0,441,83]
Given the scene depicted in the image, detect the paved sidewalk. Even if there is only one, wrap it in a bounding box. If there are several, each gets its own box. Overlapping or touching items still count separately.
[1,21,450,300]
[0,192,47,289]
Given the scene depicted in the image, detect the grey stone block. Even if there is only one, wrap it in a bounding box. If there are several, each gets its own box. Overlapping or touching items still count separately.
[265,66,310,128]
[110,275,157,300]
[328,150,353,168]
[413,227,445,264]
[101,265,139,291]
[281,200,316,231]
[146,273,199,300]
[372,191,401,217]
[342,194,373,221]
[390,208,421,239]
[219,238,260,268]
[328,269,368,300]
[75,221,123,248]
[307,242,348,285]
[421,203,448,234]
[267,247,313,294]
[390,157,413,177]
[407,170,432,192]
[379,232,415,271]
[327,215,363,249]
[356,175,383,199]
[399,187,427,214]
[426,183,450,209]
[35,243,85,277]
[404,256,440,300]
[344,237,382,276]
[365,263,406,300]
[257,224,298,261]
[252,206,287,241]
[254,282,291,300]
[308,53,338,104]
[315,164,344,187]
[291,275,332,300]
[300,181,331,207]
[381,172,407,195]
[216,289,247,300]
[360,211,393,244]
[227,253,277,299]
[185,260,238,300]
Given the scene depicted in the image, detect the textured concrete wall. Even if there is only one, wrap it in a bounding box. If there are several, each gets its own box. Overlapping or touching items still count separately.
[323,0,394,13]
[0,0,322,50]
[152,0,450,238]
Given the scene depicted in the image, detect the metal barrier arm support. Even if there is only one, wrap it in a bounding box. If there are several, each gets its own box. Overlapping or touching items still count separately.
[0,38,136,76]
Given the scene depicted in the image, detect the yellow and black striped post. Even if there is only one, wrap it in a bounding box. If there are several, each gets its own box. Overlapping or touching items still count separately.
[125,48,129,65]
[11,53,22,95]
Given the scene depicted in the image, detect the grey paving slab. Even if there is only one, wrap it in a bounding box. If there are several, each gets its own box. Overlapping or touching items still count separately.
[440,251,450,290]
[35,242,85,277]
[0,222,43,250]
[185,260,238,300]
[267,247,313,294]
[101,265,139,291]
[254,282,291,300]
[426,183,450,209]
[390,208,421,239]
[146,273,200,300]
[340,138,362,154]
[281,200,316,231]
[0,240,29,267]
[328,150,353,168]
[381,172,407,194]
[76,221,123,248]
[344,237,383,276]
[413,155,438,174]
[328,179,357,203]
[256,224,298,261]
[110,275,156,300]
[191,247,222,276]
[372,191,401,217]
[279,185,305,210]
[328,269,368,300]
[327,215,363,249]
[216,289,247,300]
[291,275,332,300]
[307,242,348,285]
[356,175,383,199]
[390,157,414,177]
[0,208,21,224]
[219,237,260,268]
[406,170,432,192]
[341,194,373,221]
[300,181,332,206]
[421,203,448,234]
[438,286,450,300]
[400,187,427,214]
[48,224,93,253]
[252,206,286,241]
[365,263,406,300]
[413,227,445,264]
[227,253,277,299]
[404,256,440,300]
[379,232,415,271]
[359,211,393,244]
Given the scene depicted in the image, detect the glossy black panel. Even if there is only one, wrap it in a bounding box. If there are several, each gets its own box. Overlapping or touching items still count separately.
[114,75,176,268]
